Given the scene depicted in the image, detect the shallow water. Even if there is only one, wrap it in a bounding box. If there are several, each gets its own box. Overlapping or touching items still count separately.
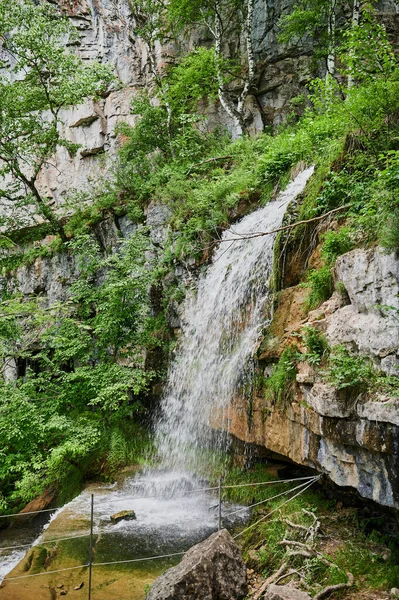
[0,470,249,592]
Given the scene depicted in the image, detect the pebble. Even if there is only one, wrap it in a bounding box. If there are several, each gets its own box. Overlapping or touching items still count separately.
[74,582,84,590]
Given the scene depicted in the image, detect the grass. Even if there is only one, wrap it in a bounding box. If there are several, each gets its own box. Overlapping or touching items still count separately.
[219,464,399,595]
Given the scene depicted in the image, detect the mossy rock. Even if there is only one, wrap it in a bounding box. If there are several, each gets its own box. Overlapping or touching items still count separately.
[110,510,136,524]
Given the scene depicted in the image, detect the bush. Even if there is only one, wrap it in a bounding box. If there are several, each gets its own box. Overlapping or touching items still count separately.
[321,227,355,265]
[265,346,300,406]
[327,345,375,391]
[301,326,330,365]
[306,266,334,309]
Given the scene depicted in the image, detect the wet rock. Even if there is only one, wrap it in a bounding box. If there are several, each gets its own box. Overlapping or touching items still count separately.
[110,510,136,524]
[13,488,56,525]
[146,529,247,600]
[264,584,311,599]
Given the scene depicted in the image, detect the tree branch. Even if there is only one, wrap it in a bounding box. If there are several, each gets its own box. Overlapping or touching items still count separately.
[215,204,351,244]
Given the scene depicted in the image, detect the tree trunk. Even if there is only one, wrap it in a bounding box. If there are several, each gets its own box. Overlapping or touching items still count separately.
[214,7,245,137]
[326,0,336,81]
[347,0,360,88]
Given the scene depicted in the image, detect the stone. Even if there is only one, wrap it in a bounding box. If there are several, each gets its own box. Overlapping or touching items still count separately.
[381,355,399,377]
[302,382,352,418]
[146,204,172,246]
[145,529,247,600]
[296,361,315,384]
[74,582,84,590]
[326,248,399,369]
[357,399,399,426]
[13,488,56,525]
[110,510,136,524]
[263,584,311,600]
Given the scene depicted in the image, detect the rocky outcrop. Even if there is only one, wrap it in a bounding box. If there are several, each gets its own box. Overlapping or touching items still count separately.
[146,529,247,600]
[324,248,399,372]
[214,246,399,509]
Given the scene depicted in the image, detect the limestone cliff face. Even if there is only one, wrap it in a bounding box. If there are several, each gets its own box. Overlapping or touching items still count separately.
[218,247,399,509]
[35,0,319,207]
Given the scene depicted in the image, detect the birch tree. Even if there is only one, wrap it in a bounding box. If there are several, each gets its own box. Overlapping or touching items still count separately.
[164,0,256,136]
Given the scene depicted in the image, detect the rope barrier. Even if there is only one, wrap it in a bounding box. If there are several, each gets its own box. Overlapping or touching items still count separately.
[0,476,319,519]
[232,475,322,540]
[93,551,186,567]
[0,532,91,552]
[0,507,57,519]
[2,564,89,581]
[0,473,323,590]
[223,477,319,519]
[221,475,317,489]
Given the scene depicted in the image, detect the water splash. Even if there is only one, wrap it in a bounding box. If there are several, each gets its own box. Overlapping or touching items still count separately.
[155,167,314,472]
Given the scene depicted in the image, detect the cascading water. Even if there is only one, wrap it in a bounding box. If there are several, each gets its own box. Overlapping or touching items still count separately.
[0,167,314,590]
[155,166,314,473]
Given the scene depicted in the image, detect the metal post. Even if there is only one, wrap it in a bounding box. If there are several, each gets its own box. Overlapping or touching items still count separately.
[88,493,94,600]
[218,478,222,531]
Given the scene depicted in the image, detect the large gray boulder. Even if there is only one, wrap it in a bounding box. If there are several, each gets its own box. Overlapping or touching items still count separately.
[146,529,247,600]
[264,584,311,600]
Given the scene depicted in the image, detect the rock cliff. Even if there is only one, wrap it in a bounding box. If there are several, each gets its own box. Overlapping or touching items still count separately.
[216,246,399,509]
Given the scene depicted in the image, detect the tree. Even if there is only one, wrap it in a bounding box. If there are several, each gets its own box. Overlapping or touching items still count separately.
[0,1,114,240]
[130,0,256,137]
[168,0,256,136]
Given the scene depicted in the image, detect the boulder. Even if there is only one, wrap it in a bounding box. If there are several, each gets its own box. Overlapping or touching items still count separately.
[264,584,311,600]
[110,510,136,524]
[146,529,247,600]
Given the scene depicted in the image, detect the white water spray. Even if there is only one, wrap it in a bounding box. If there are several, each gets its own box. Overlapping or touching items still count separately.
[155,167,314,472]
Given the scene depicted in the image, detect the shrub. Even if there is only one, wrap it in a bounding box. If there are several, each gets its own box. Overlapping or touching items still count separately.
[306,266,334,309]
[301,326,330,365]
[321,227,355,265]
[327,345,375,391]
[265,346,300,406]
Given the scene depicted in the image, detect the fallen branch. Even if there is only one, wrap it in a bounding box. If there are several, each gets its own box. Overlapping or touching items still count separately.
[313,572,354,600]
[285,519,309,533]
[215,205,351,244]
[286,548,335,568]
[186,155,233,175]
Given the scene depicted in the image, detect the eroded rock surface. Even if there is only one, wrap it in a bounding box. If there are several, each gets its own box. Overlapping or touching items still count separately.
[146,529,247,600]
[216,246,399,509]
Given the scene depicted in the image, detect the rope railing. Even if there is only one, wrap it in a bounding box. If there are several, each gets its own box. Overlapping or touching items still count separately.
[0,475,319,520]
[232,476,322,539]
[223,476,320,519]
[0,472,322,595]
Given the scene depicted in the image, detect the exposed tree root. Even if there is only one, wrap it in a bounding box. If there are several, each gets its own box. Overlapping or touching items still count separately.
[313,573,354,600]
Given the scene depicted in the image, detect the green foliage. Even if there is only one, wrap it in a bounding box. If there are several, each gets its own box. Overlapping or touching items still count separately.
[300,326,330,365]
[327,345,375,391]
[341,5,396,85]
[321,227,355,265]
[0,228,163,511]
[0,0,114,237]
[264,346,300,406]
[306,266,333,309]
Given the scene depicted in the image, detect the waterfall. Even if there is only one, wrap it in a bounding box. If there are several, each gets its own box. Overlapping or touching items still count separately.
[155,167,314,473]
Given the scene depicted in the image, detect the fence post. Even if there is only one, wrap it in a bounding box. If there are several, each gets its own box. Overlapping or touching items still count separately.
[88,494,94,600]
[218,478,222,531]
